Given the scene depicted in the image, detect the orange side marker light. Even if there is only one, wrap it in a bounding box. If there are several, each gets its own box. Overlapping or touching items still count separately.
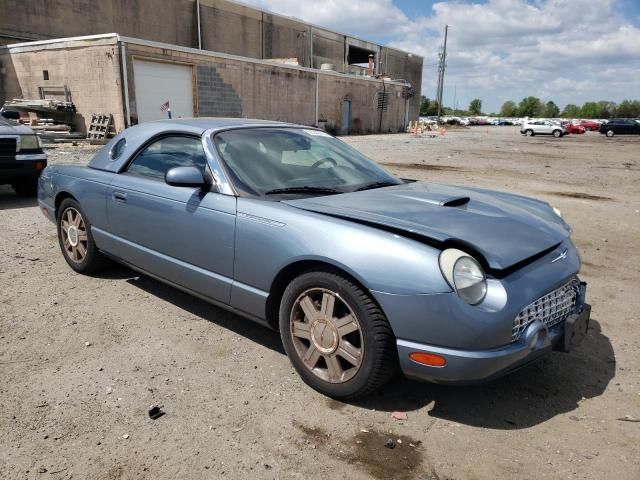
[409,352,447,367]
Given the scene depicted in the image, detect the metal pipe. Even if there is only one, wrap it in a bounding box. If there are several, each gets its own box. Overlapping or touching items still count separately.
[196,0,202,49]
[118,41,131,127]
[309,27,313,68]
[315,72,319,126]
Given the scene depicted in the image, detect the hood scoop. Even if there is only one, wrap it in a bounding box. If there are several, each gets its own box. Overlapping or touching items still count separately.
[393,193,470,208]
[441,196,470,207]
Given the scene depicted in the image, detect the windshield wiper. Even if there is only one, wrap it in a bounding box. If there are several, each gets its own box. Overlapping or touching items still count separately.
[264,186,341,195]
[354,181,399,192]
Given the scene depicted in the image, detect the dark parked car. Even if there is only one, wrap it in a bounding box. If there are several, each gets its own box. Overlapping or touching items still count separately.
[599,119,640,137]
[0,110,47,196]
[38,118,590,399]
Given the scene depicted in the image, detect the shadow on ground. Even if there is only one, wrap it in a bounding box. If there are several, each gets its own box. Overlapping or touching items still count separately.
[124,272,614,430]
[126,273,285,354]
[0,185,37,211]
[355,317,614,429]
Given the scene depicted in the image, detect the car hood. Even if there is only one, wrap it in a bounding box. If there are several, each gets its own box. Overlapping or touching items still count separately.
[0,118,34,135]
[284,182,570,271]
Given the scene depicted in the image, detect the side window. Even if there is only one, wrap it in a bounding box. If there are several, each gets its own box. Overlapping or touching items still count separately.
[126,136,207,181]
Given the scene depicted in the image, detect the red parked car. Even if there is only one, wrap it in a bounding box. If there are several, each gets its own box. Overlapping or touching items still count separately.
[563,122,586,134]
[578,120,600,131]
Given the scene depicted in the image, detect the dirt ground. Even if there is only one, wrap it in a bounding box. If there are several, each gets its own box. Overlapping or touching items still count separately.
[1,127,638,480]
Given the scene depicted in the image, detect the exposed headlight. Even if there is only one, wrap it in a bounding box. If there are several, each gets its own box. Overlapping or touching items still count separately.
[439,248,487,305]
[19,135,42,151]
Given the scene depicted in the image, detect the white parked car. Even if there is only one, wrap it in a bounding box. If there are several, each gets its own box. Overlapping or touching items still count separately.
[520,120,567,137]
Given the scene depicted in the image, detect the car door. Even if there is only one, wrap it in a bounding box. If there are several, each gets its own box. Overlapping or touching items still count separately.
[104,134,236,304]
[623,120,637,134]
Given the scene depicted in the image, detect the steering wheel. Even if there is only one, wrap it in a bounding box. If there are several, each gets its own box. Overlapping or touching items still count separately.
[311,157,338,169]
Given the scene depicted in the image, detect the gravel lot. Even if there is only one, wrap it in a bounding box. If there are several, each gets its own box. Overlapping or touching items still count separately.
[1,127,639,480]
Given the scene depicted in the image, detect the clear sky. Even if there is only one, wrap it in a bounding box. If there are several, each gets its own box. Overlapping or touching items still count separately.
[242,0,640,113]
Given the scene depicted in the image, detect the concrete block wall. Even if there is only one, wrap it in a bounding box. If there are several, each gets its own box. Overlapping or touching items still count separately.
[125,42,406,134]
[381,47,423,120]
[0,0,197,48]
[262,14,310,67]
[198,0,262,57]
[125,43,318,127]
[197,64,243,117]
[0,41,125,132]
[317,76,406,135]
[0,0,423,120]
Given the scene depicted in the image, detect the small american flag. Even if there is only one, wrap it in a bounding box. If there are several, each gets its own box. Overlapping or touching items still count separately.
[160,101,170,112]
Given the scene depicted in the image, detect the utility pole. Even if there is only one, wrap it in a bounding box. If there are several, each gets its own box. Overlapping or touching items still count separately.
[436,24,448,122]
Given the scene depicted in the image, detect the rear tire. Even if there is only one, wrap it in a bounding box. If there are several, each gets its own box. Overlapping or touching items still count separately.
[524,129,534,137]
[56,198,107,274]
[606,130,614,138]
[279,270,397,399]
[12,178,38,197]
[553,129,562,138]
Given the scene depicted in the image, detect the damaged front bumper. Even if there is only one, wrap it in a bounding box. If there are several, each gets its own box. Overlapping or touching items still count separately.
[396,283,590,385]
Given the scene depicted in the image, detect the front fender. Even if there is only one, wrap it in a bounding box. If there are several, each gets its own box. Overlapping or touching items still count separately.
[233,198,451,296]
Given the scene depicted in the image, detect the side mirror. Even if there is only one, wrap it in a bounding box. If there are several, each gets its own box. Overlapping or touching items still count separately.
[165,166,207,188]
[1,109,21,120]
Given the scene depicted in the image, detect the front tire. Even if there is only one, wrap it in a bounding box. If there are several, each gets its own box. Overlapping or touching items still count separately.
[524,129,534,136]
[56,198,106,274]
[606,130,615,138]
[279,270,397,399]
[553,129,563,138]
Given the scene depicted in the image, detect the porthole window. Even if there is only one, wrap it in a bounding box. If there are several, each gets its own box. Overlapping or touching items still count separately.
[110,138,126,160]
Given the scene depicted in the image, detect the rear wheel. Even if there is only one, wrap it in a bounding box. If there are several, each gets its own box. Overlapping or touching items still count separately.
[57,198,106,274]
[12,178,38,197]
[553,129,563,138]
[606,130,615,138]
[524,129,534,137]
[279,270,397,399]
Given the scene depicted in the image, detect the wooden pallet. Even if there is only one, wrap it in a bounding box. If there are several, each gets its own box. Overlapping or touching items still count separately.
[87,113,112,139]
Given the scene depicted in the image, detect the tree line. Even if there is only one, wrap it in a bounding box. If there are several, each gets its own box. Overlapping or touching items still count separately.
[420,95,640,119]
[419,97,483,117]
[498,97,640,119]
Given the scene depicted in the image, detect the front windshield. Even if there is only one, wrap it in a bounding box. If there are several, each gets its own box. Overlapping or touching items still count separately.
[214,127,401,197]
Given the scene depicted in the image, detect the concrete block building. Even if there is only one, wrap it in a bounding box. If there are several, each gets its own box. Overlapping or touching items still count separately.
[0,0,423,134]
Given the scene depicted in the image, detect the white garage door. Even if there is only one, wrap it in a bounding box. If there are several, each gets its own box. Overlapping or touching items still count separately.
[133,60,194,123]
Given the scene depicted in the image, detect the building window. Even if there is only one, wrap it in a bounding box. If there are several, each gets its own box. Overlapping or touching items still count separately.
[42,70,49,80]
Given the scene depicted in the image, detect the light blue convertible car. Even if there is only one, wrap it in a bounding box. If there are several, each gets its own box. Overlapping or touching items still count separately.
[38,118,590,399]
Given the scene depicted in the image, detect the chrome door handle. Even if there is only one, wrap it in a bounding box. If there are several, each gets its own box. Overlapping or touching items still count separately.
[112,191,127,202]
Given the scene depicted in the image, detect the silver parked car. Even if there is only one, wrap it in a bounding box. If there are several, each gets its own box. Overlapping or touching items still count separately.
[38,118,590,399]
[520,120,567,137]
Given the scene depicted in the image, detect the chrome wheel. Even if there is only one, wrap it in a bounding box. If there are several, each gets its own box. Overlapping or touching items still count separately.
[60,207,88,263]
[289,288,364,384]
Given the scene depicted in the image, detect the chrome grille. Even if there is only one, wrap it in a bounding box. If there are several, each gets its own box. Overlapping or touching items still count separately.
[512,278,580,341]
